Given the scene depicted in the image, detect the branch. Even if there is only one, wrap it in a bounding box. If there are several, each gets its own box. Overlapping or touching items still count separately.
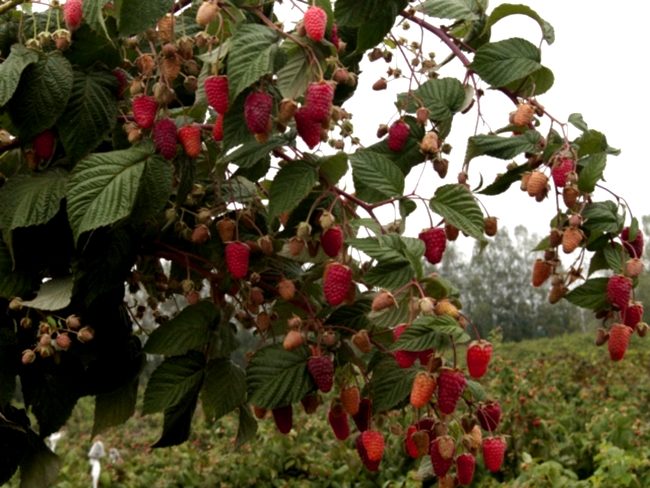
[0,0,24,15]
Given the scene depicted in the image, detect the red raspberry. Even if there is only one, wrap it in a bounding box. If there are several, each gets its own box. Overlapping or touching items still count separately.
[477,400,502,432]
[550,157,575,187]
[32,130,56,161]
[321,225,343,257]
[177,124,202,158]
[456,453,476,485]
[64,0,83,31]
[419,227,447,264]
[153,118,177,160]
[607,274,632,310]
[410,371,436,408]
[225,241,250,279]
[361,430,384,462]
[351,398,372,432]
[392,324,418,368]
[437,368,467,414]
[271,404,293,434]
[355,433,380,471]
[608,323,632,361]
[212,114,224,142]
[430,435,454,477]
[323,262,352,306]
[304,6,327,42]
[329,23,340,48]
[624,302,644,329]
[404,425,419,458]
[204,75,229,114]
[482,436,506,473]
[300,393,319,414]
[466,340,493,379]
[621,227,644,258]
[328,401,350,440]
[387,120,409,152]
[305,81,334,122]
[307,355,334,392]
[132,95,158,129]
[244,91,273,135]
[112,68,128,98]
[295,107,321,149]
[418,348,434,366]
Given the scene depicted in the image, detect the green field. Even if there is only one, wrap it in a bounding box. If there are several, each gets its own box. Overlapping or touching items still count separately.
[9,333,650,487]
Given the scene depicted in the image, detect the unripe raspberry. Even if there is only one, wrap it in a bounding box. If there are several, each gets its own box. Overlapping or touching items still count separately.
[78,326,95,343]
[277,278,296,300]
[191,224,211,244]
[283,329,304,351]
[22,349,36,365]
[216,217,235,242]
[419,131,439,155]
[532,259,553,287]
[55,333,72,350]
[196,1,220,26]
[371,290,396,312]
[510,103,534,126]
[352,329,372,353]
[434,299,459,318]
[410,371,436,408]
[340,386,361,416]
[526,171,548,199]
[625,258,644,278]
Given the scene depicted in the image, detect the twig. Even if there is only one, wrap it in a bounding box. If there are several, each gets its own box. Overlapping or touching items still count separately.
[0,0,24,15]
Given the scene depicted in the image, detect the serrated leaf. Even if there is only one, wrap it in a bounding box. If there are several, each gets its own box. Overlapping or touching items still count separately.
[57,70,117,162]
[144,301,218,356]
[142,354,205,415]
[220,131,295,169]
[325,297,372,330]
[403,77,466,121]
[67,143,164,244]
[131,154,173,223]
[416,0,480,21]
[365,261,415,289]
[588,249,608,276]
[465,130,542,164]
[368,355,416,412]
[504,65,554,97]
[356,2,404,51]
[118,0,173,36]
[603,242,625,274]
[19,434,60,488]
[21,277,72,311]
[471,38,542,88]
[8,51,73,140]
[0,44,39,106]
[429,184,484,240]
[484,4,554,44]
[335,0,407,27]
[564,277,609,311]
[246,345,312,409]
[465,379,486,401]
[235,406,258,449]
[92,377,138,437]
[577,152,606,193]
[82,0,112,39]
[151,387,199,448]
[574,129,620,157]
[351,151,404,203]
[479,162,528,195]
[276,40,311,100]
[201,359,246,422]
[568,113,589,132]
[268,161,318,220]
[582,201,623,235]
[228,24,278,101]
[0,237,33,299]
[392,315,469,351]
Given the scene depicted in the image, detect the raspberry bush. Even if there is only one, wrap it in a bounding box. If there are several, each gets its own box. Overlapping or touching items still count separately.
[0,0,644,486]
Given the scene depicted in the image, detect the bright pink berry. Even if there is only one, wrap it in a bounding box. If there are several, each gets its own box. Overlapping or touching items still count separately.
[244,91,273,135]
[204,75,229,114]
[132,95,157,129]
[387,120,409,152]
[153,118,178,160]
[419,227,447,264]
[304,6,327,42]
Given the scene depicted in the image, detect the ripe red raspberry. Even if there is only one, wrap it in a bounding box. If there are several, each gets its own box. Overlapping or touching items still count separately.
[621,227,644,258]
[329,23,340,48]
[321,225,343,257]
[387,120,409,152]
[361,430,384,462]
[608,323,632,361]
[304,6,327,42]
[307,355,334,392]
[294,106,322,149]
[393,324,417,368]
[351,398,372,432]
[456,453,476,485]
[32,130,56,161]
[271,404,293,434]
[153,118,177,160]
[419,227,447,264]
[624,302,644,329]
[477,400,502,432]
[132,95,158,129]
[305,81,334,122]
[482,436,506,473]
[323,262,352,306]
[355,434,380,471]
[64,0,83,31]
[418,348,434,366]
[437,368,467,414]
[607,274,632,310]
[212,114,224,142]
[328,401,350,440]
[466,340,493,379]
[244,91,273,135]
[430,435,454,477]
[404,425,419,458]
[225,241,250,279]
[410,371,436,408]
[204,75,229,114]
[300,393,319,414]
[551,157,575,187]
[177,124,202,158]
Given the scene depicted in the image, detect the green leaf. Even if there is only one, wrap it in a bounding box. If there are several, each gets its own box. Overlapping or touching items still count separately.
[0,44,39,106]
[368,355,417,412]
[603,243,625,274]
[19,434,61,488]
[92,377,138,437]
[465,379,487,401]
[131,154,173,223]
[151,386,199,448]
[479,162,528,195]
[66,143,164,244]
[484,4,554,44]
[588,249,608,276]
[364,261,415,289]
[404,77,466,121]
[276,40,311,100]
[504,66,554,97]
[142,353,205,415]
[144,301,218,356]
[235,406,258,449]
[220,131,295,169]
[268,161,318,221]
[8,51,73,140]
[246,344,312,409]
[564,277,609,311]
[392,315,470,351]
[356,2,404,51]
[582,201,623,235]
[325,297,372,330]
[465,130,542,164]
[0,236,33,299]
[416,0,480,21]
[57,70,117,162]
[201,359,246,422]
[82,0,112,39]
[429,184,485,240]
[335,0,407,27]
[568,113,589,132]
[20,276,72,311]
[351,151,405,203]
[577,153,606,193]
[228,24,278,101]
[0,328,17,405]
[574,129,620,157]
[471,38,542,87]
[118,0,173,36]
[319,152,348,185]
